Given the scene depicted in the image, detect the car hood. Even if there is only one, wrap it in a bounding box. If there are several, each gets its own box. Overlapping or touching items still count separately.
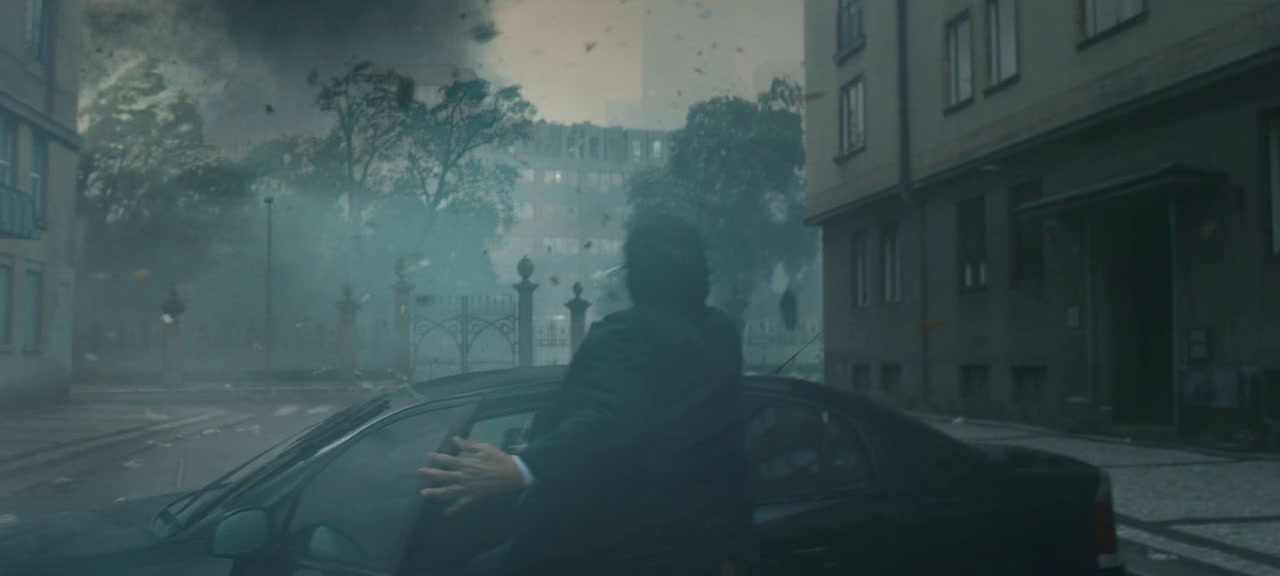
[0,492,199,570]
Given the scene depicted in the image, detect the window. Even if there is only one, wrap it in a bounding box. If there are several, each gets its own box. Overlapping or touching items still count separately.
[518,168,535,184]
[1012,366,1047,402]
[544,170,561,184]
[631,140,642,162]
[946,12,974,107]
[586,171,600,187]
[986,0,1018,86]
[851,233,870,306]
[0,261,11,347]
[958,197,987,291]
[30,134,46,221]
[565,171,578,187]
[881,364,901,393]
[839,78,865,154]
[745,397,871,500]
[836,0,864,55]
[1081,0,1145,39]
[467,410,537,453]
[26,0,53,62]
[1269,117,1280,255]
[24,268,42,352]
[960,365,990,400]
[882,225,901,302]
[0,115,13,186]
[515,203,534,220]
[852,363,871,391]
[589,137,600,160]
[1009,181,1044,285]
[611,172,624,187]
[651,140,663,161]
[289,405,474,572]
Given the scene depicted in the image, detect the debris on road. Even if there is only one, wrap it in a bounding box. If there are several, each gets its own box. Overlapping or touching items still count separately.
[1146,549,1179,561]
[201,428,221,436]
[122,459,141,469]
[52,476,77,492]
[114,497,127,503]
[0,514,18,527]
[143,410,170,421]
[952,417,966,425]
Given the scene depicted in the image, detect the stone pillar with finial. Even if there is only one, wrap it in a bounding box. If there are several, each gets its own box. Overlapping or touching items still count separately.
[337,282,361,382]
[393,257,414,380]
[514,257,538,367]
[160,284,186,388]
[565,281,591,357]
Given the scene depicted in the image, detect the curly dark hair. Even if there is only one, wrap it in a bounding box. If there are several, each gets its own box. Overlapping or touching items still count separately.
[623,212,711,308]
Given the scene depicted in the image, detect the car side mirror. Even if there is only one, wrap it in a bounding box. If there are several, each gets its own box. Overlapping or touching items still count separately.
[210,507,271,558]
[303,524,367,565]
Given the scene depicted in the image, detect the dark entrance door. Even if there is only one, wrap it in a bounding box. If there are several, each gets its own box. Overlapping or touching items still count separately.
[1100,202,1173,424]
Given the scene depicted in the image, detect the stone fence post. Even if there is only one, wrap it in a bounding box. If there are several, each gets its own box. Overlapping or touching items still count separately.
[565,282,591,357]
[514,257,538,368]
[337,282,361,382]
[161,284,186,388]
[393,257,414,380]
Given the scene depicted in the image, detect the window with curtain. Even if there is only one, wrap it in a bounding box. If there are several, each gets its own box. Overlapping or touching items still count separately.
[26,0,53,62]
[947,12,973,107]
[852,233,870,306]
[0,115,14,186]
[840,78,865,154]
[1082,0,1145,39]
[24,268,42,352]
[0,261,11,347]
[30,134,47,221]
[836,0,864,55]
[986,0,1018,86]
[882,225,901,302]
[958,196,987,291]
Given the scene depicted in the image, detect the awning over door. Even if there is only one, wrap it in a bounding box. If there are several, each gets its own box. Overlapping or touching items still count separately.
[1017,164,1227,218]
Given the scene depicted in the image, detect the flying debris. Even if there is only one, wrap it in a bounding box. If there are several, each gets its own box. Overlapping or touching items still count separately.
[583,241,593,250]
[264,104,274,114]
[132,269,151,284]
[471,22,500,43]
[584,41,598,53]
[307,68,319,86]
[550,275,561,286]
[736,46,745,53]
[693,67,705,75]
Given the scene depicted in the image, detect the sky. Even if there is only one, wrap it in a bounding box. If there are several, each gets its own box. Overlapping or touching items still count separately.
[81,0,804,146]
[483,0,804,129]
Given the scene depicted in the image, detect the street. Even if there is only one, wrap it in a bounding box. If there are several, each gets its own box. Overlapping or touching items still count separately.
[2,393,1278,576]
[0,392,335,525]
[930,416,1280,576]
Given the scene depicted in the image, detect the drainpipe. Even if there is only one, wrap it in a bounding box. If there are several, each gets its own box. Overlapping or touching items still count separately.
[1169,199,1181,437]
[896,0,927,396]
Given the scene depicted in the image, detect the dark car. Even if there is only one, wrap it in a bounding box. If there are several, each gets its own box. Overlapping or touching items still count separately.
[0,367,1125,576]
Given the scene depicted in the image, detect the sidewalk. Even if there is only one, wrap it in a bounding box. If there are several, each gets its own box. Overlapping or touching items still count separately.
[923,414,1280,576]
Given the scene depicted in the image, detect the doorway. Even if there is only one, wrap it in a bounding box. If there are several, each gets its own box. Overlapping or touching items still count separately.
[1095,202,1173,425]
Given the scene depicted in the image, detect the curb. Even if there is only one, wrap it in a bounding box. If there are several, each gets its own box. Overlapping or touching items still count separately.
[913,412,1280,462]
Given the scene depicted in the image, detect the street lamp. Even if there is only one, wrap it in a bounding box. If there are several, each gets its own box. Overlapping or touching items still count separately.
[264,196,274,387]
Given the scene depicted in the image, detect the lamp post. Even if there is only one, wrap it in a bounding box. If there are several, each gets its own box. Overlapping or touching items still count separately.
[264,196,274,389]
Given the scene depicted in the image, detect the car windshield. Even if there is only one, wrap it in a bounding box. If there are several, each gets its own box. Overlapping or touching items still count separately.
[3,2,1277,574]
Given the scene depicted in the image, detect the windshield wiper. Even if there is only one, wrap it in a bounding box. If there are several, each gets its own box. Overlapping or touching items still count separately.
[159,394,392,535]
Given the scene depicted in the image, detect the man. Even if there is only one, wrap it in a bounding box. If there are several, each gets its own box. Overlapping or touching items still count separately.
[419,213,752,576]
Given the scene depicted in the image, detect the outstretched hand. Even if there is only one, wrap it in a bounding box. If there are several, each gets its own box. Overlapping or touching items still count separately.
[418,437,526,515]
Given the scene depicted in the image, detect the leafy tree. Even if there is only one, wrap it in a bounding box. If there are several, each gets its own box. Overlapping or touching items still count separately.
[626,78,815,305]
[77,59,254,297]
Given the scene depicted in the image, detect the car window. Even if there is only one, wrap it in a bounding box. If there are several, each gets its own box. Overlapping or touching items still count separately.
[287,404,473,573]
[467,410,537,454]
[746,396,872,500]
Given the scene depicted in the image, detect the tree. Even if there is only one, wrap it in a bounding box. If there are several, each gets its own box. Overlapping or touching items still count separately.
[77,59,254,291]
[400,80,534,226]
[626,78,815,305]
[315,61,410,223]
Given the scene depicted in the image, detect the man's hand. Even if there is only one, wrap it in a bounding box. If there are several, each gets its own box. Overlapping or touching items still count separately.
[417,437,526,515]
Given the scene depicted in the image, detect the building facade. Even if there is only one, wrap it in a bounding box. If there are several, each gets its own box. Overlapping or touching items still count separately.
[495,121,670,361]
[805,0,1280,440]
[0,0,83,410]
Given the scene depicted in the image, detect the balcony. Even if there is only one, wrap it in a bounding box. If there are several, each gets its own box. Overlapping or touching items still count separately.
[0,183,39,240]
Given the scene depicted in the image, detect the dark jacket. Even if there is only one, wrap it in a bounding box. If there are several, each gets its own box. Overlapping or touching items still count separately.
[498,304,750,576]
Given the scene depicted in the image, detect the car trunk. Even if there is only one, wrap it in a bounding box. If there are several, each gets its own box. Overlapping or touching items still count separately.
[970,444,1109,575]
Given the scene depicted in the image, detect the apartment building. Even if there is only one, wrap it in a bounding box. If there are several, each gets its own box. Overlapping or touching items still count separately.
[0,1,82,410]
[804,0,1280,437]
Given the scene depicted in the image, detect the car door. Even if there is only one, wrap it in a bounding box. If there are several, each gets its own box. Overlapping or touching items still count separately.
[253,401,478,576]
[746,393,897,575]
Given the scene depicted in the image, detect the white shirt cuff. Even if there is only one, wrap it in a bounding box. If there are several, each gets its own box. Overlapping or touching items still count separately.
[512,455,535,487]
